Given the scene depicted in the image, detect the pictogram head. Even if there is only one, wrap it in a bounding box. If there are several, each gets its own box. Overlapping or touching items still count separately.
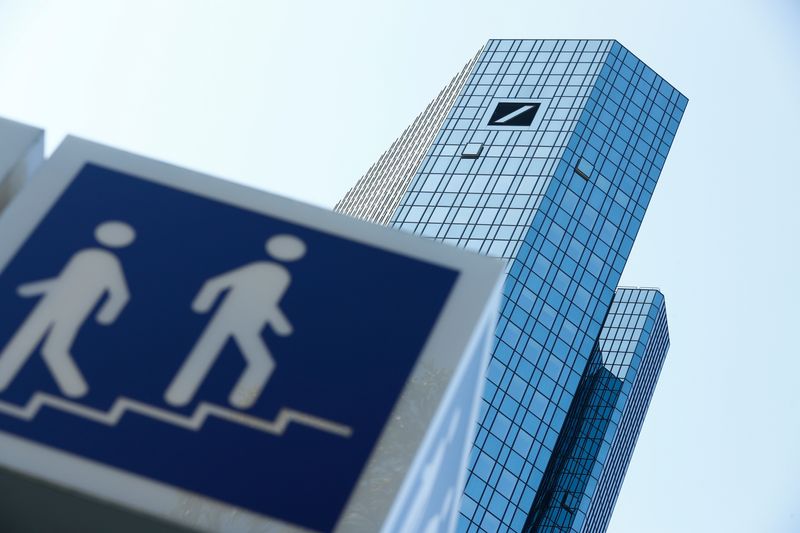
[95,221,136,249]
[265,234,306,262]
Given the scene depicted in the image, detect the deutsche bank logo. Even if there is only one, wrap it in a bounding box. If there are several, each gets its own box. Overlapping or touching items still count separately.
[0,164,458,532]
[487,101,541,126]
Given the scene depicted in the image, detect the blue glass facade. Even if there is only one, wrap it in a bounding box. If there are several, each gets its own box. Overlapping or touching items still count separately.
[336,38,686,533]
[524,288,669,533]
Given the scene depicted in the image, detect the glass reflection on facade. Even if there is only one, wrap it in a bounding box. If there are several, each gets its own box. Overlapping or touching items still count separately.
[336,39,686,533]
[524,288,669,533]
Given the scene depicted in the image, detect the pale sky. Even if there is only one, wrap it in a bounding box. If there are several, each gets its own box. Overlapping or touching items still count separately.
[0,1,798,531]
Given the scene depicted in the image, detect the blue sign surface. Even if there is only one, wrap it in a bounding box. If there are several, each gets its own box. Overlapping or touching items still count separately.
[0,165,458,532]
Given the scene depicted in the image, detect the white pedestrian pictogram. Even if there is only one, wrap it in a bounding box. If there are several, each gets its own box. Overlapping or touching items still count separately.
[0,221,135,398]
[165,234,306,410]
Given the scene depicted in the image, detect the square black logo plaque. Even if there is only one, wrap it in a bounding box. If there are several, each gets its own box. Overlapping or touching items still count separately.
[487,101,541,126]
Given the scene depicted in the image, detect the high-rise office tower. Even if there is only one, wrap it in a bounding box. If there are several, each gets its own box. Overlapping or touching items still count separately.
[336,39,686,532]
[524,288,669,533]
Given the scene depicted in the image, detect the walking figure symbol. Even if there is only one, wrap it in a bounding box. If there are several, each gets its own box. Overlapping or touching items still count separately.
[0,222,305,412]
[165,234,306,409]
[0,221,135,398]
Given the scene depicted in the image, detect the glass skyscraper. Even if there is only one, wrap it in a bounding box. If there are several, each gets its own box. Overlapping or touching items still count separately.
[524,288,669,533]
[336,39,686,532]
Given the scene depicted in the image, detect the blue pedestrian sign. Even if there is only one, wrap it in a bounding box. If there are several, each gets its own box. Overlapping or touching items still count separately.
[0,138,503,533]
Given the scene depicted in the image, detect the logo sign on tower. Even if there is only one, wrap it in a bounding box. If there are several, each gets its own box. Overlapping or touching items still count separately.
[487,101,541,126]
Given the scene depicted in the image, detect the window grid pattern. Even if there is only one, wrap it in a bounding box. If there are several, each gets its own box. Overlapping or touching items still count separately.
[580,291,669,533]
[335,52,480,225]
[523,288,668,533]
[334,39,687,533]
[390,39,611,260]
[455,41,685,533]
